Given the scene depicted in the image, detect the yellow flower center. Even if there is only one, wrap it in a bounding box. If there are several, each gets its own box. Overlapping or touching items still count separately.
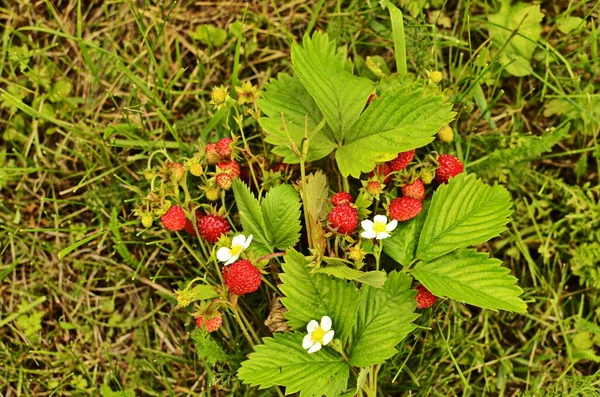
[373,222,387,234]
[311,327,327,344]
[230,245,242,256]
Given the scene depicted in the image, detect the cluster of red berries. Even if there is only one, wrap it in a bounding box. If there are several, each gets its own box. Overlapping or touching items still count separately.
[206,137,241,190]
[161,206,230,243]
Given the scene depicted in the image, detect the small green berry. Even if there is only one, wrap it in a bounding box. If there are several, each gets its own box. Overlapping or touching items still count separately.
[429,71,443,84]
[437,125,454,143]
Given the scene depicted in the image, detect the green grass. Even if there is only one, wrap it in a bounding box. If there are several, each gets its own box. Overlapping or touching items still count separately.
[1,0,599,395]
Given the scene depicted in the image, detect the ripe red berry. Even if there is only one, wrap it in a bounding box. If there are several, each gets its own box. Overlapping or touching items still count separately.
[369,163,392,184]
[215,137,233,159]
[161,205,187,231]
[415,285,437,309]
[331,192,354,206]
[435,154,464,184]
[216,172,233,190]
[184,211,203,236]
[197,214,230,243]
[206,143,221,165]
[401,179,426,201]
[195,313,223,332]
[328,203,359,234]
[217,161,241,178]
[389,197,422,222]
[222,260,262,295]
[387,150,415,172]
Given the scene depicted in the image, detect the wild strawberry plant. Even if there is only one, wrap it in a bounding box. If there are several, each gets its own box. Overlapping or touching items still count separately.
[134,8,526,395]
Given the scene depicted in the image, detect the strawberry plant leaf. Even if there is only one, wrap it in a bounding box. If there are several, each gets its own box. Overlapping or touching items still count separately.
[261,184,302,250]
[336,81,453,177]
[349,271,418,367]
[315,266,387,288]
[412,249,527,312]
[258,73,336,163]
[232,179,270,249]
[383,201,429,266]
[291,32,374,142]
[190,329,228,365]
[416,173,512,262]
[279,249,360,342]
[238,332,350,397]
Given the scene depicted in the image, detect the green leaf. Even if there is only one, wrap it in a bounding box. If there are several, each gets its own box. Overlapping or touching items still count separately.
[349,271,418,367]
[336,80,453,177]
[416,173,512,262]
[291,32,373,142]
[190,24,227,46]
[190,329,229,365]
[232,179,270,249]
[315,266,387,288]
[412,249,526,312]
[238,332,350,397]
[487,2,544,77]
[258,73,336,163]
[383,201,429,266]
[261,184,302,250]
[557,16,584,34]
[280,249,360,342]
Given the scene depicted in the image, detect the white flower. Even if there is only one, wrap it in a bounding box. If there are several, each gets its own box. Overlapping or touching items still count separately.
[216,234,253,265]
[360,214,397,240]
[302,316,335,354]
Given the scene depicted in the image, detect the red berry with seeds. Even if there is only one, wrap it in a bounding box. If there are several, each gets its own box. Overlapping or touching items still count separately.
[415,285,437,309]
[216,172,233,190]
[387,150,415,172]
[435,154,464,184]
[197,214,230,243]
[195,313,223,332]
[217,161,240,178]
[401,179,426,201]
[331,192,354,206]
[389,197,422,222]
[328,203,359,234]
[206,143,221,165]
[184,211,203,236]
[222,259,262,295]
[161,205,187,231]
[216,137,234,159]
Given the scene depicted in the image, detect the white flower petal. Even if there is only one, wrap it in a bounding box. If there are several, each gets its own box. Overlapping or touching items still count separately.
[224,254,240,266]
[307,342,322,354]
[361,219,374,231]
[386,219,398,232]
[373,214,388,224]
[302,334,314,349]
[243,234,253,248]
[376,232,391,240]
[320,316,332,332]
[307,320,319,333]
[231,234,246,247]
[216,247,232,262]
[361,230,377,239]
[322,330,335,346]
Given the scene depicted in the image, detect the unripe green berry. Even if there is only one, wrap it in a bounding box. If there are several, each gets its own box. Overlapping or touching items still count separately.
[437,125,454,143]
[429,71,443,84]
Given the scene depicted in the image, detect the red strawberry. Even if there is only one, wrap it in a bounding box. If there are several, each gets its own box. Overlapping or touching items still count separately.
[217,161,241,178]
[222,260,262,295]
[161,205,187,231]
[389,197,422,222]
[184,211,204,236]
[197,215,230,243]
[216,172,233,190]
[328,203,358,234]
[369,163,392,184]
[387,150,415,172]
[215,137,234,159]
[415,285,437,309]
[206,143,221,165]
[331,192,354,206]
[401,179,425,201]
[195,313,223,332]
[435,154,464,184]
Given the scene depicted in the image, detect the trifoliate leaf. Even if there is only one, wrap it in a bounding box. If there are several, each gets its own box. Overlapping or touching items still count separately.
[232,179,270,248]
[258,73,336,163]
[279,249,360,342]
[348,271,418,367]
[416,173,512,262]
[261,184,302,250]
[291,32,373,142]
[412,249,526,312]
[190,329,228,365]
[238,332,350,397]
[384,201,429,266]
